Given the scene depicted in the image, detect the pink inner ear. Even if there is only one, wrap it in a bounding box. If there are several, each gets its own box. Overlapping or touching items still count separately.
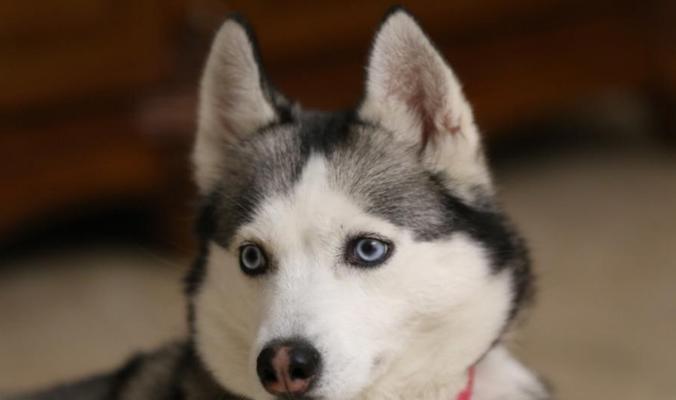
[407,84,438,148]
[382,49,460,149]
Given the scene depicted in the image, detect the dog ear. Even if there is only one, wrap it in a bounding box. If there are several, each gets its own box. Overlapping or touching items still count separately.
[359,9,492,192]
[193,16,289,193]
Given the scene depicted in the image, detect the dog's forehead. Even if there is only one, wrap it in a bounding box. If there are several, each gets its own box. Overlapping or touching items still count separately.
[207,110,454,246]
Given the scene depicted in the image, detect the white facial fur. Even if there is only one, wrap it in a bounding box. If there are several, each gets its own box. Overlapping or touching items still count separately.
[194,156,514,399]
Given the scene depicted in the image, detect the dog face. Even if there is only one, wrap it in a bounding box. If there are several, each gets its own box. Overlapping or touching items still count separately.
[188,10,531,400]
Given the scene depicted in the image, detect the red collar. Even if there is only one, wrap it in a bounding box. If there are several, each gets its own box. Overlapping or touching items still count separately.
[455,367,475,400]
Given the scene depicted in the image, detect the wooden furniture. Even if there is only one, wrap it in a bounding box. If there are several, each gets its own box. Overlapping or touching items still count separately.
[0,0,177,110]
[0,0,178,243]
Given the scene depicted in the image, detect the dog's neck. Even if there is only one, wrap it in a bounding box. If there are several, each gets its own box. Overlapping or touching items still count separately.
[465,346,550,400]
[353,363,474,400]
[356,345,549,400]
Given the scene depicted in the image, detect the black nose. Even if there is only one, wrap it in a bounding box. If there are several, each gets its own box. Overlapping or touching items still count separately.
[256,339,321,396]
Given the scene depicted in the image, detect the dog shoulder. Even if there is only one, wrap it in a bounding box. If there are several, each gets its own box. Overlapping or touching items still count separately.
[2,342,215,400]
[2,373,117,400]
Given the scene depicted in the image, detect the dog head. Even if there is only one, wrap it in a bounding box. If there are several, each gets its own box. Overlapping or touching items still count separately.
[187,9,532,400]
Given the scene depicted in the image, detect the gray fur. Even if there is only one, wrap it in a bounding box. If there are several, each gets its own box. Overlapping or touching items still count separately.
[206,111,501,245]
[326,122,458,241]
[6,343,234,400]
[5,375,115,400]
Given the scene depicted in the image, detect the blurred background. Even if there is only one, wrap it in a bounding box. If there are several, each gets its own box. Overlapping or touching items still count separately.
[1,1,675,399]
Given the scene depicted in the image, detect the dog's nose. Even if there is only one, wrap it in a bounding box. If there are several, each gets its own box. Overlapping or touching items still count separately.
[256,339,321,396]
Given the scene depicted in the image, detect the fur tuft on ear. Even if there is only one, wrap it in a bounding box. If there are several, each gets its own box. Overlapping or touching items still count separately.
[360,9,492,194]
[193,16,288,193]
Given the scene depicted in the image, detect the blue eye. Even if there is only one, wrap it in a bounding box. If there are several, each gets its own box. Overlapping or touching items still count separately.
[240,244,268,276]
[348,237,392,267]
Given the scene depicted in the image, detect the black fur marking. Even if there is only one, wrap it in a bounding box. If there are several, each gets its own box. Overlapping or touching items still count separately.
[186,240,210,298]
[177,342,246,400]
[167,344,197,400]
[185,194,217,296]
[430,175,518,270]
[297,110,358,156]
[431,177,534,319]
[185,241,209,335]
[104,354,144,400]
[184,194,218,336]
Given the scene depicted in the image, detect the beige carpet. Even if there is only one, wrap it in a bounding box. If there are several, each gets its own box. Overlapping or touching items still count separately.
[1,140,675,399]
[500,146,676,399]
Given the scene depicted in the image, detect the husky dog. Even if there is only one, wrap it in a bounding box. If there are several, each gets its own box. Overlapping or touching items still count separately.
[9,8,550,400]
